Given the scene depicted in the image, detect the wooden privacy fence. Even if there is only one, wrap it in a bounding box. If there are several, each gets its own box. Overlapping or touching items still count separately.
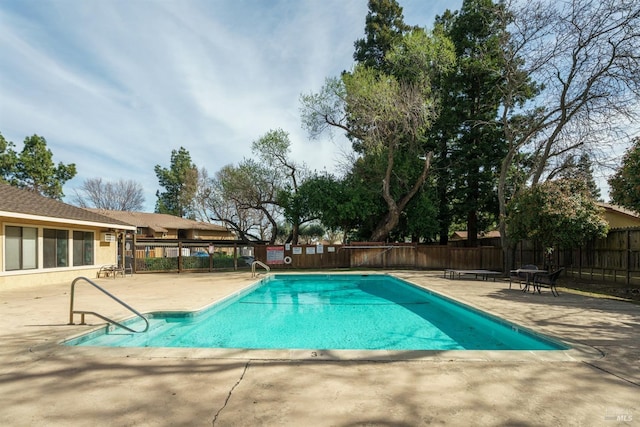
[253,243,503,272]
[514,228,640,286]
[123,228,640,286]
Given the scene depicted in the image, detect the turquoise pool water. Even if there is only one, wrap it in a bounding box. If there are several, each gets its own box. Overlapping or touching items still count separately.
[66,274,567,351]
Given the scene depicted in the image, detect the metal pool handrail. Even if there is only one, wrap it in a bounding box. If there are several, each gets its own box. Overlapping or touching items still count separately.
[68,276,149,333]
[251,260,270,277]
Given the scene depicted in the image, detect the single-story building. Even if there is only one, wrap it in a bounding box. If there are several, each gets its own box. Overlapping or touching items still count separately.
[598,203,640,229]
[85,209,235,240]
[0,183,136,288]
[449,230,501,246]
[449,204,640,246]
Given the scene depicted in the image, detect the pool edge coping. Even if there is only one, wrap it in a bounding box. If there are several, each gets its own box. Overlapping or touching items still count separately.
[56,272,606,362]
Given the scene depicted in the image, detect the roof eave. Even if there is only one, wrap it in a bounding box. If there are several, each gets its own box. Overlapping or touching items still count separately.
[0,210,137,230]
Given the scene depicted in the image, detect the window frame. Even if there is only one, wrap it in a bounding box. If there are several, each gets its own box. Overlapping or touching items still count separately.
[4,226,38,271]
[72,230,94,266]
[3,223,107,272]
[43,228,69,268]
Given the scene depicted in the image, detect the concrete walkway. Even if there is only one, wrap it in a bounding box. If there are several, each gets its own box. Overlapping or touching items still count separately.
[0,271,638,426]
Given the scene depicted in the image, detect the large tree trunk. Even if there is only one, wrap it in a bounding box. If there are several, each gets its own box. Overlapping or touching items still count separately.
[436,136,451,245]
[369,151,433,241]
[498,146,517,273]
[467,210,478,247]
[262,207,279,245]
[370,206,401,242]
[291,222,300,245]
[466,173,480,247]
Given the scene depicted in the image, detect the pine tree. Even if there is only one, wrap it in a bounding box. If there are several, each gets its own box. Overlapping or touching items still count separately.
[154,147,198,218]
[609,137,640,213]
[353,0,411,72]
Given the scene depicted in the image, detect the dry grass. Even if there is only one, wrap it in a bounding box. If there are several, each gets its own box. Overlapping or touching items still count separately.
[561,277,640,303]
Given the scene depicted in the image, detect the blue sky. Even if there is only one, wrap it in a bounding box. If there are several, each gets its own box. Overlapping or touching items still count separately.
[1,0,460,211]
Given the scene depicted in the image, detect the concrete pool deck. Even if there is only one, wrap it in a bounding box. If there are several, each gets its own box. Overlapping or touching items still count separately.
[1,270,638,425]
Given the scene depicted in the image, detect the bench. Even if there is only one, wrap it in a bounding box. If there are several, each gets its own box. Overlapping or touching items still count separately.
[444,269,502,281]
[97,265,118,279]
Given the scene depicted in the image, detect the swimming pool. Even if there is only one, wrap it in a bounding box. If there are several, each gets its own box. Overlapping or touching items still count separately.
[65,274,567,351]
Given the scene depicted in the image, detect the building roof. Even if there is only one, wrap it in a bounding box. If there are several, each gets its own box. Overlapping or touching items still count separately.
[598,202,640,217]
[85,209,230,233]
[450,230,501,241]
[597,202,640,229]
[0,183,135,229]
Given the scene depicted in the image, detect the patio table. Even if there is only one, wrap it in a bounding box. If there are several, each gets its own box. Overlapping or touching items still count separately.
[517,269,547,293]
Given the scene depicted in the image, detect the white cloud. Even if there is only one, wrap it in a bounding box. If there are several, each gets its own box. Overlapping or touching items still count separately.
[0,0,460,211]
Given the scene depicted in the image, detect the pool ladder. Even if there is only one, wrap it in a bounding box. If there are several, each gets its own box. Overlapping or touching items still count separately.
[68,276,149,333]
[251,260,270,277]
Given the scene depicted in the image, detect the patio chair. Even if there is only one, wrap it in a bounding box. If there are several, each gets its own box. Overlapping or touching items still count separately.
[509,264,538,289]
[533,268,564,297]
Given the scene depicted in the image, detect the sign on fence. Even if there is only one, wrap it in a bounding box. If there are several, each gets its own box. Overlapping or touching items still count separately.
[266,246,285,264]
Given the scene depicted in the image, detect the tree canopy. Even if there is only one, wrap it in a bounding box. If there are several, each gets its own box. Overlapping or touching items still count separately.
[432,0,510,245]
[301,14,455,241]
[608,137,640,213]
[353,0,412,71]
[0,133,76,199]
[199,129,310,244]
[154,147,198,218]
[494,0,639,268]
[4,0,633,255]
[506,179,608,249]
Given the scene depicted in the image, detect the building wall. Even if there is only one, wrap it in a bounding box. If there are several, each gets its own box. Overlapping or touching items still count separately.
[0,267,109,289]
[0,216,120,289]
[140,227,234,240]
[191,229,234,240]
[604,211,640,229]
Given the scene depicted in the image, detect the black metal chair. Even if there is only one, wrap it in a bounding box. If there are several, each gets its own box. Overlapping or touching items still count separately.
[533,268,564,296]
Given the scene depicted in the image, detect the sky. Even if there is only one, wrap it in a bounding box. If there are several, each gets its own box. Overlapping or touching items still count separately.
[0,0,463,211]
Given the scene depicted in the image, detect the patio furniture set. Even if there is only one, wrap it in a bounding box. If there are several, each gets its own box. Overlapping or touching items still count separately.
[509,265,564,297]
[445,265,564,296]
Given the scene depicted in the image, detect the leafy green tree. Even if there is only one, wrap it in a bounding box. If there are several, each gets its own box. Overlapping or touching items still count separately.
[1,134,76,199]
[506,179,608,250]
[400,182,440,242]
[290,174,345,233]
[302,0,454,242]
[608,137,640,213]
[302,28,455,241]
[0,132,17,182]
[154,147,198,218]
[299,223,326,244]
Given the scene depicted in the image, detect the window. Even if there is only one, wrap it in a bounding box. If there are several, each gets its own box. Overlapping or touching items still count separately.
[73,231,94,266]
[5,226,38,270]
[43,229,68,268]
